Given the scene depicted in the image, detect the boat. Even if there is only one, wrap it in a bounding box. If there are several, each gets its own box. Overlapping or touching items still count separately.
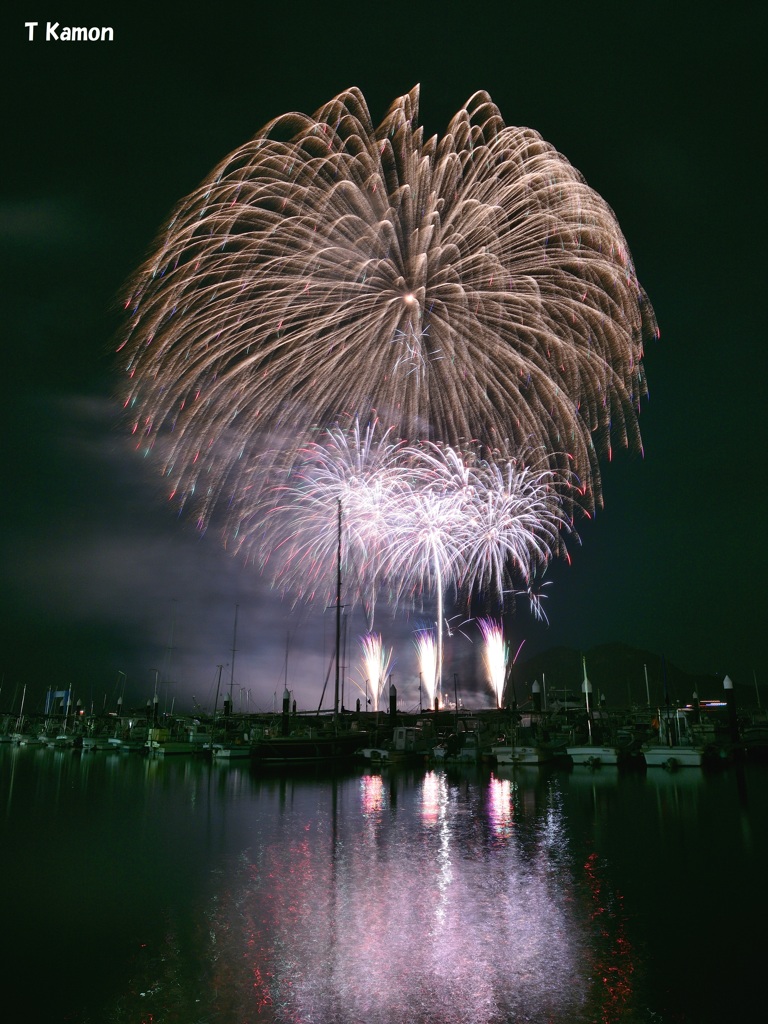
[108,720,149,752]
[208,609,254,761]
[432,716,496,763]
[250,502,369,768]
[642,744,703,769]
[495,741,561,765]
[250,726,368,765]
[211,732,253,759]
[566,739,621,767]
[145,719,210,756]
[211,743,252,760]
[46,732,81,750]
[492,723,566,766]
[742,722,768,762]
[492,743,554,766]
[565,664,620,767]
[359,725,431,766]
[204,649,254,760]
[642,708,704,769]
[11,730,45,747]
[82,733,119,752]
[9,687,45,745]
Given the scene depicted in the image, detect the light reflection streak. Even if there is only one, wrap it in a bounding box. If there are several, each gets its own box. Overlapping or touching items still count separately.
[488,773,514,838]
[360,772,386,818]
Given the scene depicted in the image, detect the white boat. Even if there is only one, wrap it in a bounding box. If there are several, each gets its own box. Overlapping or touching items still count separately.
[565,657,623,768]
[642,708,704,769]
[211,740,252,760]
[492,743,554,766]
[566,744,620,767]
[642,744,703,769]
[492,718,569,766]
[46,730,82,749]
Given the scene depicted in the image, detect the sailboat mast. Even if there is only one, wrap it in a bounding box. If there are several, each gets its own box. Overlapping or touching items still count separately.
[230,603,239,709]
[212,664,223,730]
[16,683,27,731]
[334,499,342,724]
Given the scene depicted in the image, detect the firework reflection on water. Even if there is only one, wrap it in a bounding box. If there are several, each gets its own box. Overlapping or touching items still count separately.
[106,770,640,1024]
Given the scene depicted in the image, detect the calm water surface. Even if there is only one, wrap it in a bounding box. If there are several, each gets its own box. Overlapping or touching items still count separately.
[1,746,765,1024]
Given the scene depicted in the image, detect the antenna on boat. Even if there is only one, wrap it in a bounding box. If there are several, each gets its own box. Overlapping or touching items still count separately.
[582,655,593,744]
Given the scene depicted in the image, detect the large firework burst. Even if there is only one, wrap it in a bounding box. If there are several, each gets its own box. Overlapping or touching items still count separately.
[119,86,656,528]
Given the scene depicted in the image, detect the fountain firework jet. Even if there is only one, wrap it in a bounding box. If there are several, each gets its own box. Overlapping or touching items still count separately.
[414,629,439,708]
[356,632,393,713]
[119,86,656,535]
[478,617,510,708]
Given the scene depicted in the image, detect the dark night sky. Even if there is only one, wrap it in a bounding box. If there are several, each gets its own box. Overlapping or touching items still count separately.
[2,2,765,714]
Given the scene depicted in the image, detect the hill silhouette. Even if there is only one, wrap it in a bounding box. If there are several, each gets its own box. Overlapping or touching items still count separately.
[509,643,748,711]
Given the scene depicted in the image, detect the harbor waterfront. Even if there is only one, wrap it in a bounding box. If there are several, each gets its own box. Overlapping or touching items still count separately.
[1,744,766,1024]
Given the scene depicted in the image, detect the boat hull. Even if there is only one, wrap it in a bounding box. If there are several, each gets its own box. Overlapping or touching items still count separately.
[251,733,368,765]
[146,742,198,756]
[492,745,555,766]
[642,745,703,769]
[359,747,427,766]
[82,737,117,752]
[567,745,620,767]
[211,744,252,759]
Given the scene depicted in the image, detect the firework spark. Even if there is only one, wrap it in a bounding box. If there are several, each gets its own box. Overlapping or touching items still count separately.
[119,86,656,532]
